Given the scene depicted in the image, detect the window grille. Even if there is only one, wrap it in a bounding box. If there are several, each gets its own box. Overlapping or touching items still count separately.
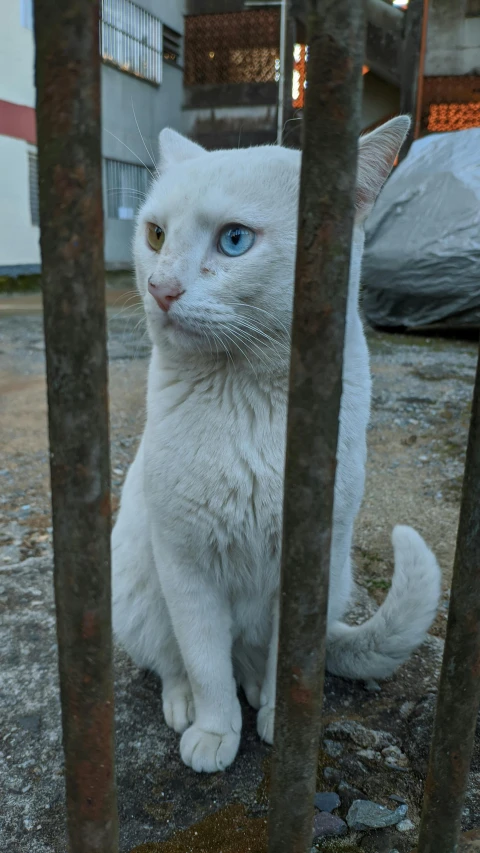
[428,103,480,132]
[28,151,39,226]
[100,0,163,85]
[184,10,280,86]
[105,158,151,220]
[163,25,182,65]
[421,76,480,133]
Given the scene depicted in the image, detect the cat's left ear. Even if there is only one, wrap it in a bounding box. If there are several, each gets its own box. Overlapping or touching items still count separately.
[355,115,410,222]
[159,128,206,171]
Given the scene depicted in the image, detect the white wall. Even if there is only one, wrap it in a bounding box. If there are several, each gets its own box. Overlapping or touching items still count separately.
[0,0,186,270]
[0,0,35,107]
[0,136,40,267]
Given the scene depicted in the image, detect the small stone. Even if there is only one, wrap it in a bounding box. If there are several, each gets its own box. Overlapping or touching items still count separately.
[314,792,340,813]
[364,678,382,692]
[323,767,342,784]
[312,811,347,840]
[396,819,415,832]
[346,799,408,830]
[325,720,394,750]
[357,748,381,761]
[382,745,409,769]
[389,794,407,804]
[18,714,41,734]
[337,780,368,812]
[324,738,344,758]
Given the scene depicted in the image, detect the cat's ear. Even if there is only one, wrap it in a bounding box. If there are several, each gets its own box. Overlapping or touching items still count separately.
[355,115,410,221]
[159,128,205,170]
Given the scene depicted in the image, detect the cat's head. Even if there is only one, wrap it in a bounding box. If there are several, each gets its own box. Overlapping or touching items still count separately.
[134,116,409,367]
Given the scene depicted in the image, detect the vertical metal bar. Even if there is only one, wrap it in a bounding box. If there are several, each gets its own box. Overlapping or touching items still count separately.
[268,2,365,852]
[398,0,429,161]
[417,341,480,853]
[281,5,298,148]
[277,0,288,144]
[34,2,119,852]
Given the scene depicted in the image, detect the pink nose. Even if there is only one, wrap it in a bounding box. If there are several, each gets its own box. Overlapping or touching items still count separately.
[148,279,185,312]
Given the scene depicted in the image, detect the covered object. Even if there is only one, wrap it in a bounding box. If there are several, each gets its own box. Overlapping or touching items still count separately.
[362,128,480,329]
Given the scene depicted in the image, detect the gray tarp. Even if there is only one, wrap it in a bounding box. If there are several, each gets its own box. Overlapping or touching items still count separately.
[362,127,480,328]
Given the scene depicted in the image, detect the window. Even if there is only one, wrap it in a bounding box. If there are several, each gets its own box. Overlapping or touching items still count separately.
[28,151,39,226]
[163,25,182,65]
[184,10,280,86]
[100,0,163,85]
[20,0,34,29]
[105,159,151,220]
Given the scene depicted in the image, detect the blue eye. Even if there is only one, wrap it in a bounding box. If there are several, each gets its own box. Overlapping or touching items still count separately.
[218,223,255,257]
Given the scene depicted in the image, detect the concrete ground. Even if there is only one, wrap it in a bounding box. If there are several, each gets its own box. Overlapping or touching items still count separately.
[1,292,479,852]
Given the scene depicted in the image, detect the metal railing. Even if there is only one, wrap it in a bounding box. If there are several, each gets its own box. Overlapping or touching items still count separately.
[34,2,118,851]
[33,1,480,852]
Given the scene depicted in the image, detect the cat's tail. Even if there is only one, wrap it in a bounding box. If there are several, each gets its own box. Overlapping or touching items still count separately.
[326,525,441,681]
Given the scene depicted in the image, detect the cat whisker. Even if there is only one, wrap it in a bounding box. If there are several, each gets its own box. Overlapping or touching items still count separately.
[230,319,290,355]
[218,327,257,375]
[221,299,292,339]
[105,129,156,180]
[131,99,159,178]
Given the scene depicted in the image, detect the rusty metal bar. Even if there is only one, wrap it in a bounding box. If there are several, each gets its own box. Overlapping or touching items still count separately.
[34,2,119,852]
[267,2,365,852]
[417,340,480,853]
[399,0,428,161]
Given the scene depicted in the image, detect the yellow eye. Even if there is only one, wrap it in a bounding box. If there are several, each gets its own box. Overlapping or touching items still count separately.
[147,223,165,252]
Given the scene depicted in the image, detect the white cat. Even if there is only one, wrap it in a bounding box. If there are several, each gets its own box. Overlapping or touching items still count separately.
[112,117,441,774]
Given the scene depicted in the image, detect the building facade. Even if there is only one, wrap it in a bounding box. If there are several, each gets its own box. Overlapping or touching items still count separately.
[0,0,186,277]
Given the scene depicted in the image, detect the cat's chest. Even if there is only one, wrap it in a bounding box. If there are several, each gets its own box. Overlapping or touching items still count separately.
[144,363,287,545]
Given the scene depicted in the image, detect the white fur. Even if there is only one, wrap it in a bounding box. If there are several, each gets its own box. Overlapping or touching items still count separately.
[112,116,441,773]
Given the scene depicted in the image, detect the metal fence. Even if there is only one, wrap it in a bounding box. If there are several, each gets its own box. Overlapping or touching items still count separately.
[33,2,480,853]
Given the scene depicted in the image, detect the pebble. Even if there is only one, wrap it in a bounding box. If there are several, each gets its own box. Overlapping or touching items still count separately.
[314,791,340,813]
[325,720,394,750]
[346,799,408,830]
[324,738,344,758]
[323,767,342,784]
[397,819,415,832]
[382,744,409,769]
[312,811,347,839]
[357,748,381,761]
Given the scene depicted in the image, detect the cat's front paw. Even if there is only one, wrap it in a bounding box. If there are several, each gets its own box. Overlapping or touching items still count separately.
[180,724,241,772]
[257,704,275,745]
[162,681,195,734]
